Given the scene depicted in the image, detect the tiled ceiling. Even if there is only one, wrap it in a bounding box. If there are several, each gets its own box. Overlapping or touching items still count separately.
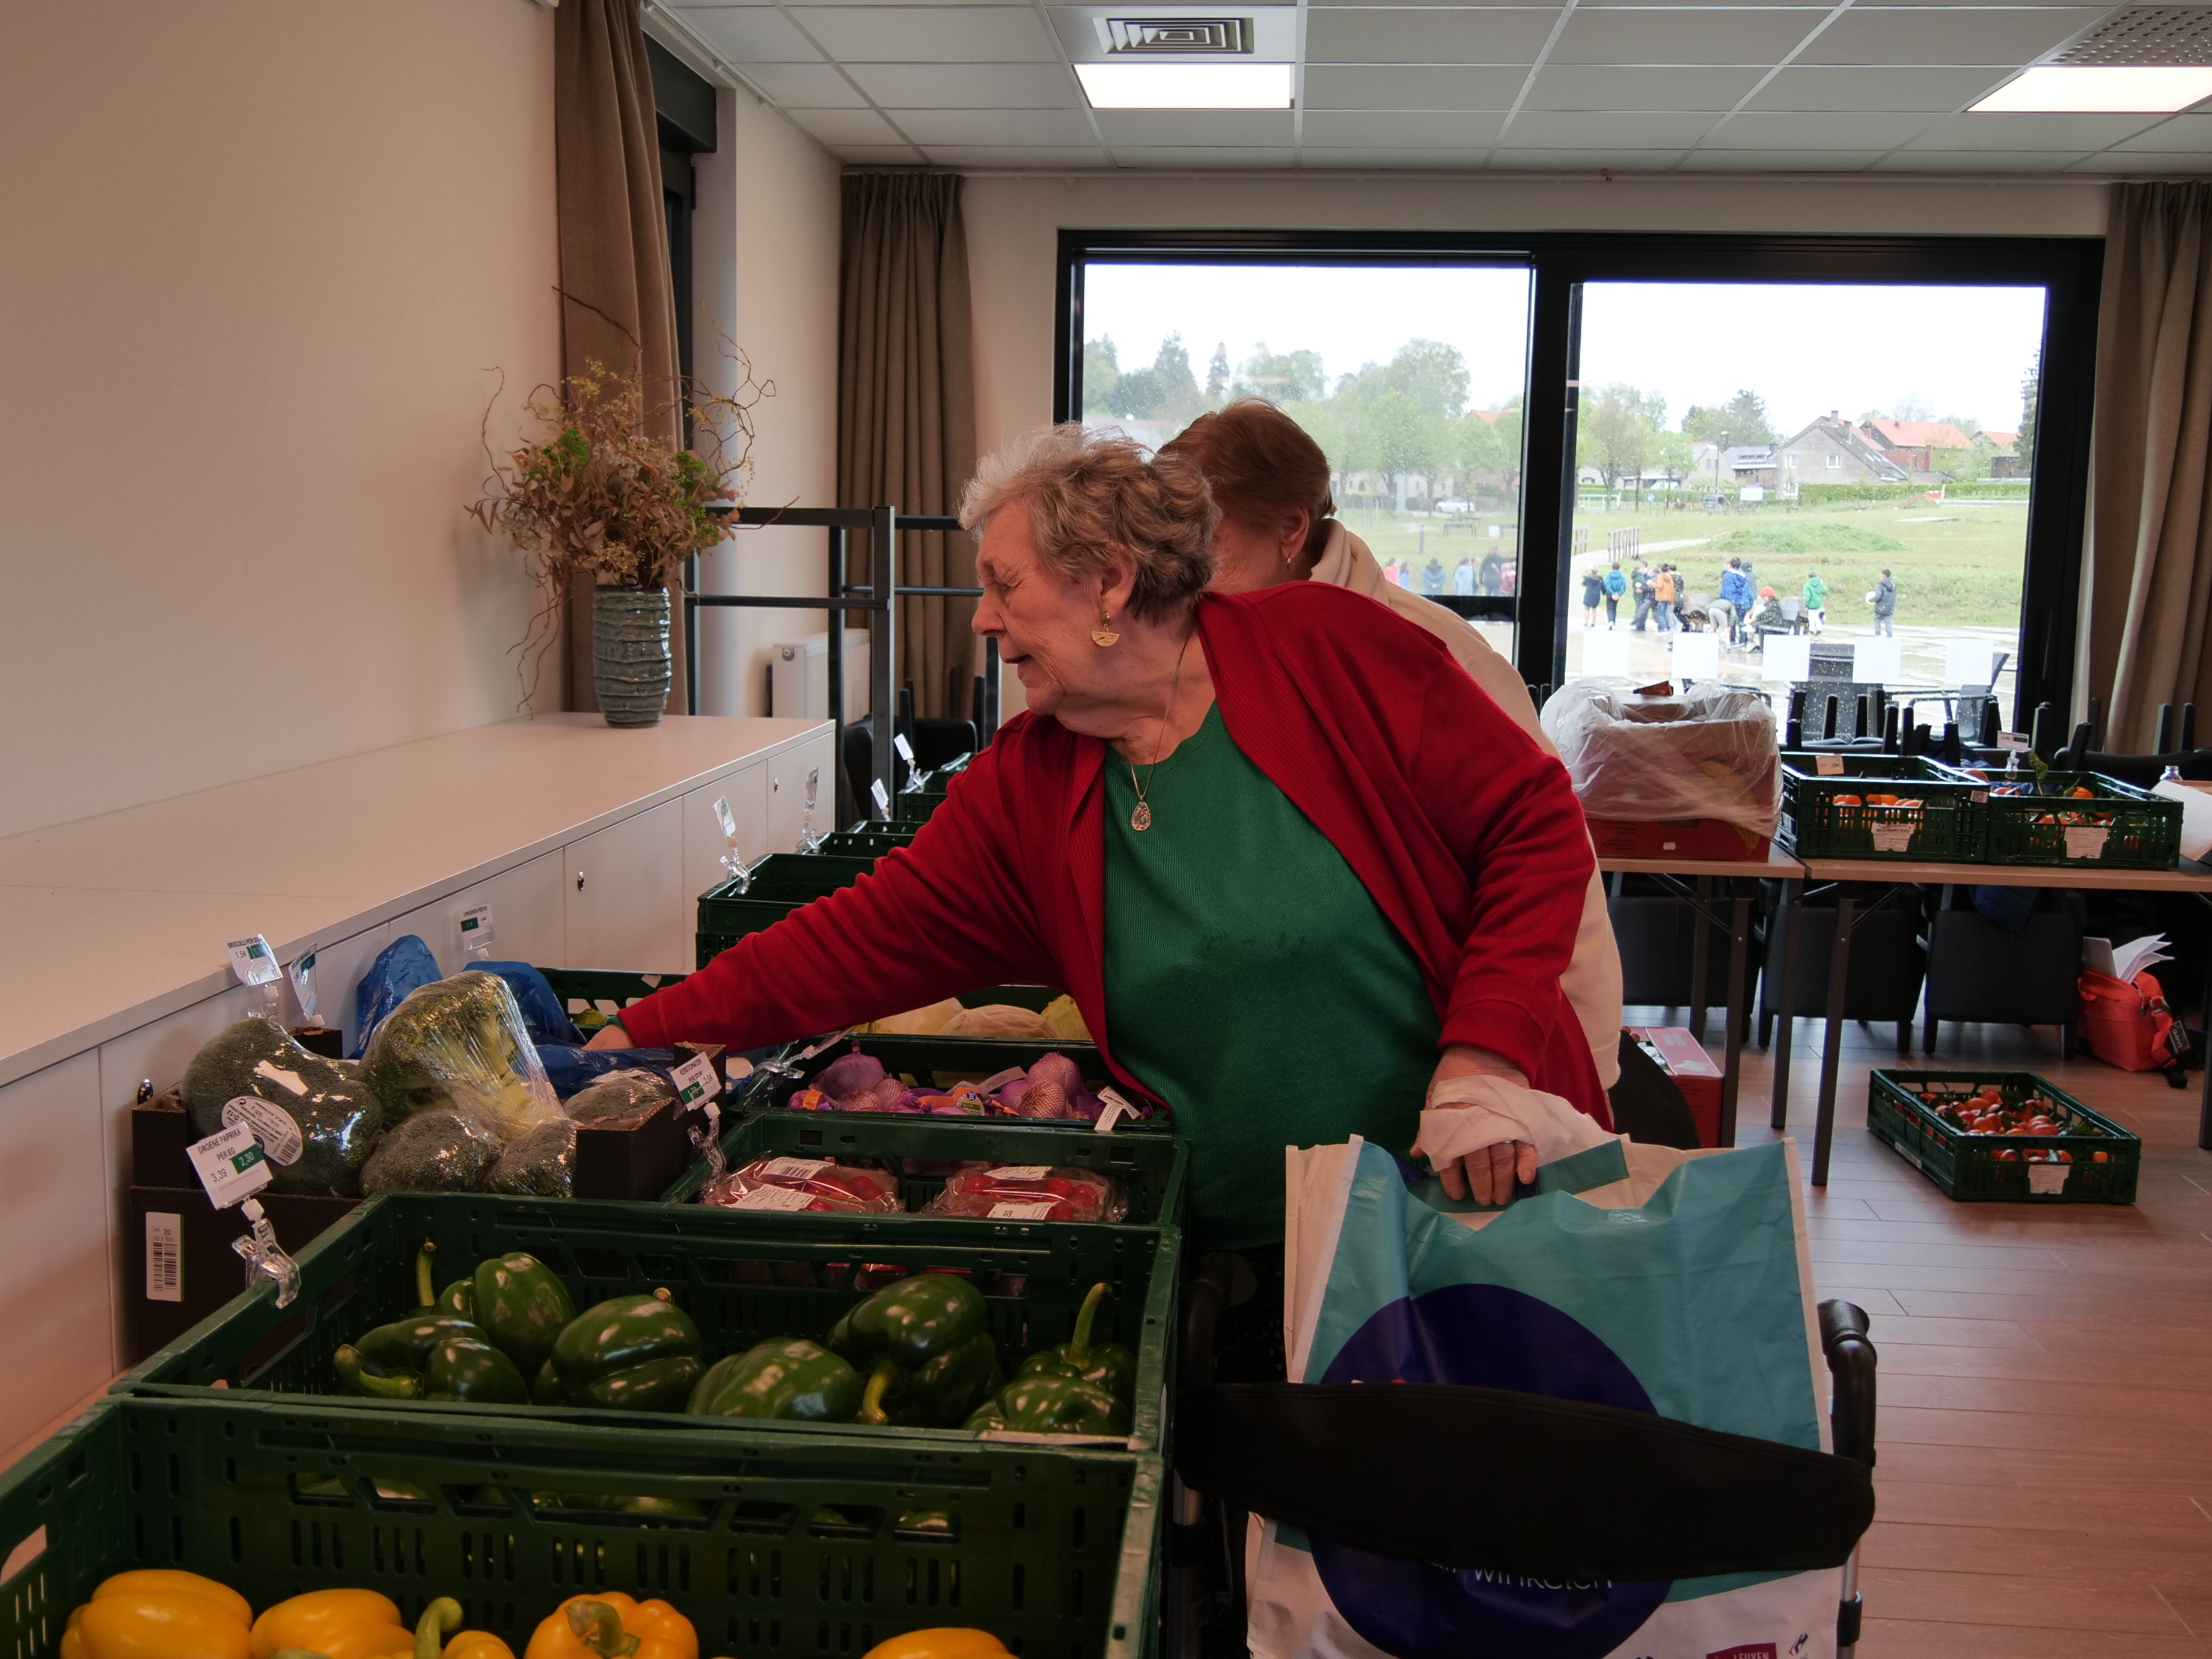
[652,0,2212,170]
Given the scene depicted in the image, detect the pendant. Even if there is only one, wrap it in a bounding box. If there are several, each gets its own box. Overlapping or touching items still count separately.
[1129,800,1152,831]
[1092,629,1121,647]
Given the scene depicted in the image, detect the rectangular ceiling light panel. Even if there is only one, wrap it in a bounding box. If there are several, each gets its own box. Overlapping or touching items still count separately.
[1972,64,2212,110]
[1075,60,1293,105]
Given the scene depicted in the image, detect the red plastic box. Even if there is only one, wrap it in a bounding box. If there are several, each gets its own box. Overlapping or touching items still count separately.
[1627,1025,1723,1148]
[1586,816,1773,861]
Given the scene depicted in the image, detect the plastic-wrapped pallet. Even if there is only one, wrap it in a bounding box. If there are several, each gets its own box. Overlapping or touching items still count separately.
[1542,682,1780,858]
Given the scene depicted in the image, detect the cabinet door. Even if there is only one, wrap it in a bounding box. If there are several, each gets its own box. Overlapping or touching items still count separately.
[766,731,837,854]
[680,765,766,914]
[0,1053,110,1458]
[388,852,567,977]
[564,799,688,973]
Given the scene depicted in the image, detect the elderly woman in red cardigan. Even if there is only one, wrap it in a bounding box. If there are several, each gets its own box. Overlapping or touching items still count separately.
[601,424,1608,1260]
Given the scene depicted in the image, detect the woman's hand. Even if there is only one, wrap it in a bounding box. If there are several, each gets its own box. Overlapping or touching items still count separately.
[585,1021,632,1051]
[1416,1044,1538,1206]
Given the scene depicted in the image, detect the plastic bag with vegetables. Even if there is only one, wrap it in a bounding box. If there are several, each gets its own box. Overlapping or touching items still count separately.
[180,1016,384,1196]
[361,971,563,1141]
[789,1051,921,1114]
[564,1068,679,1125]
[359,1110,504,1194]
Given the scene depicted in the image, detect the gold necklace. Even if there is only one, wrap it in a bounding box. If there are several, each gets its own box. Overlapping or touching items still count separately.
[1127,627,1194,832]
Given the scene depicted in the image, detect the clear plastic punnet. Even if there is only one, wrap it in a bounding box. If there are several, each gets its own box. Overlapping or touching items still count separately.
[921,1165,1126,1223]
[1542,680,1780,836]
[698,1156,904,1214]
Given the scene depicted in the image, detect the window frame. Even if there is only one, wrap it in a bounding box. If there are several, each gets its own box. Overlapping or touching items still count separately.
[1054,228,2102,728]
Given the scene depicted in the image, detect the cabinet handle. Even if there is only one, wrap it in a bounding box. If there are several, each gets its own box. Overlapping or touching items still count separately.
[772,777,781,792]
[576,872,586,890]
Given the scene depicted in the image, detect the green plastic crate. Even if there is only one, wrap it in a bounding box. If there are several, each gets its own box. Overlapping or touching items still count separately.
[118,1191,1179,1454]
[817,828,918,858]
[0,1393,1158,1659]
[664,1110,1187,1231]
[1777,753,1988,863]
[539,967,691,1033]
[697,855,880,964]
[1867,1069,2140,1203]
[1932,767,2183,870]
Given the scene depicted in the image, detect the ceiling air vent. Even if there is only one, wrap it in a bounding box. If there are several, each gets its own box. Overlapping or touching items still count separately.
[2053,7,2212,66]
[1101,16,1255,54]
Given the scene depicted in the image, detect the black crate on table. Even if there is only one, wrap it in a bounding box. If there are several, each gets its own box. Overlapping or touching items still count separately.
[1932,767,2183,870]
[1777,753,1987,863]
[540,965,691,1034]
[667,1104,1188,1230]
[1867,1069,2140,1203]
[1,1393,1158,1659]
[118,1190,1179,1453]
[697,854,879,965]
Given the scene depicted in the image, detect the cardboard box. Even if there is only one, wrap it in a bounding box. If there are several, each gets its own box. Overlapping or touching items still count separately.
[1587,816,1773,861]
[1627,1025,1723,1149]
[126,1184,357,1363]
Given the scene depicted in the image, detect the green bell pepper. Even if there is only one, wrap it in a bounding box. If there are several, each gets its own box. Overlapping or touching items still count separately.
[1013,1281,1134,1404]
[826,1273,1001,1428]
[533,1357,563,1405]
[415,1241,475,1319]
[991,1373,1130,1436]
[333,1316,526,1403]
[472,1250,575,1378]
[549,1287,702,1411]
[687,1338,862,1420]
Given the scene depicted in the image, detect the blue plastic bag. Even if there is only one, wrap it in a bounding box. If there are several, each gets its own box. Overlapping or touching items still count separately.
[538,1043,680,1099]
[471,961,587,1048]
[350,935,442,1058]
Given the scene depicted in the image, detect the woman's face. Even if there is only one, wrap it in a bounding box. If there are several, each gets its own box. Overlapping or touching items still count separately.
[971,504,1132,721]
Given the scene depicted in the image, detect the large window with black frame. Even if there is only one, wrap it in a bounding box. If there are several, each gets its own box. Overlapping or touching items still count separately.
[1056,233,2098,742]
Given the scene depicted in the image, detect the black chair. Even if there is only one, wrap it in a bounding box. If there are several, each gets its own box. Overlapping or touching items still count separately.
[1758,885,1926,1056]
[1609,876,1752,1044]
[1921,887,2085,1056]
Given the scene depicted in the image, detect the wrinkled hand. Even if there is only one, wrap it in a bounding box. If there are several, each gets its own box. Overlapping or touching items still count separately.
[584,1021,632,1051]
[1412,1043,1538,1206]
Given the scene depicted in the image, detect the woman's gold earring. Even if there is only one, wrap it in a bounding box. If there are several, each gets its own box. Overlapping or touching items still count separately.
[1092,609,1120,647]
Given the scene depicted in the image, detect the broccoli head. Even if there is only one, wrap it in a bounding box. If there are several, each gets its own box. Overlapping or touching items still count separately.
[360,971,560,1141]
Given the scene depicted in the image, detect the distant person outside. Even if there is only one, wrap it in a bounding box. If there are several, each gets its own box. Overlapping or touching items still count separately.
[1802,570,1827,634]
[1479,550,1503,594]
[1652,564,1676,632]
[1630,560,1654,631]
[1580,566,1604,627]
[1422,558,1446,597]
[1602,564,1626,629]
[1453,558,1475,596]
[1870,569,1896,637]
[1719,558,1752,645]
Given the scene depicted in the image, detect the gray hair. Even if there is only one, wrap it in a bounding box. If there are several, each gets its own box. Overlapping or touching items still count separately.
[959,423,1218,623]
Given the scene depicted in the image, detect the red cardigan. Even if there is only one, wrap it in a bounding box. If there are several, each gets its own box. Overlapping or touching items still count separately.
[621,582,1609,1123]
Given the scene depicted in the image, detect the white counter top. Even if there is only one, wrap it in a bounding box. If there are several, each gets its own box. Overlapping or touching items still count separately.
[0,713,827,1086]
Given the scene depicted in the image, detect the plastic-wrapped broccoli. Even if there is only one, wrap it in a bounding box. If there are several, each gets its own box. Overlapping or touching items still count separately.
[361,971,561,1141]
[483,1119,577,1196]
[180,1016,384,1197]
[564,1069,678,1126]
[359,1110,503,1194]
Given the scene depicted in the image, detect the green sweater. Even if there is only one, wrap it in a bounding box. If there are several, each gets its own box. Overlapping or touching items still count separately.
[1103,704,1440,1249]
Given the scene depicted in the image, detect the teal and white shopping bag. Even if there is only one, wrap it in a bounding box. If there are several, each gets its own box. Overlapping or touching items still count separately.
[1251,1134,1844,1659]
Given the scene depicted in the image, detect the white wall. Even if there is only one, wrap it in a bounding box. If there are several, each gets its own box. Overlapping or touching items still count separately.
[965,173,2111,457]
[0,1,560,839]
[692,93,844,716]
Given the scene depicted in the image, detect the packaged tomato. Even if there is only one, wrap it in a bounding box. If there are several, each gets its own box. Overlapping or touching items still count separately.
[921,1164,1127,1223]
[700,1155,904,1214]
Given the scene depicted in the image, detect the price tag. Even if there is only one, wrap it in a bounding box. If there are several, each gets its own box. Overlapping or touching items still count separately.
[991,1165,1053,1182]
[286,949,320,1022]
[186,1123,273,1209]
[1869,823,1916,853]
[670,1052,721,1107]
[870,778,892,817]
[713,796,738,842]
[989,1200,1059,1220]
[225,935,282,988]
[2027,1161,2071,1195]
[733,1184,816,1211]
[1815,754,1845,777]
[894,733,917,767]
[761,1156,832,1179]
[459,905,495,949]
[976,1066,1027,1094]
[2064,825,2110,860]
[145,1212,183,1303]
[1095,1087,1137,1134]
[221,1097,303,1165]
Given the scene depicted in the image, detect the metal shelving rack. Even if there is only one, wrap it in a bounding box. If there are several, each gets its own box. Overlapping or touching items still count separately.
[684,507,1000,826]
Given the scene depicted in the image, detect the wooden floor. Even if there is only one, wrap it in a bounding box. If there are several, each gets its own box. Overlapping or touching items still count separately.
[1690,1011,2212,1656]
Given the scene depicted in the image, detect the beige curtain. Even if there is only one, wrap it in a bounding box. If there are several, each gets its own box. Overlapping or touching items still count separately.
[839,173,979,720]
[554,0,683,714]
[2085,182,2212,748]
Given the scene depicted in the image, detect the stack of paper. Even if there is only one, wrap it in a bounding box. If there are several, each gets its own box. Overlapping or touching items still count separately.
[2083,934,2173,983]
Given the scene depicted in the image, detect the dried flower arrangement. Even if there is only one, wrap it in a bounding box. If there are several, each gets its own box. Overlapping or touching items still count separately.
[471,351,770,705]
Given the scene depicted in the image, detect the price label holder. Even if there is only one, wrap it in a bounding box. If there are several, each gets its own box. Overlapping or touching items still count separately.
[459,904,495,958]
[226,933,284,1022]
[185,1123,301,1308]
[713,795,739,842]
[870,778,893,820]
[712,795,753,888]
[894,732,917,770]
[674,1051,726,1176]
[286,947,321,1025]
[1815,754,1846,777]
[1094,1087,1136,1134]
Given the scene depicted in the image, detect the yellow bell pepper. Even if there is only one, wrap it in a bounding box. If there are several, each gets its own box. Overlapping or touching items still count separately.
[523,1594,697,1659]
[250,1589,413,1659]
[414,1597,518,1659]
[862,1631,1011,1659]
[60,1570,252,1659]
